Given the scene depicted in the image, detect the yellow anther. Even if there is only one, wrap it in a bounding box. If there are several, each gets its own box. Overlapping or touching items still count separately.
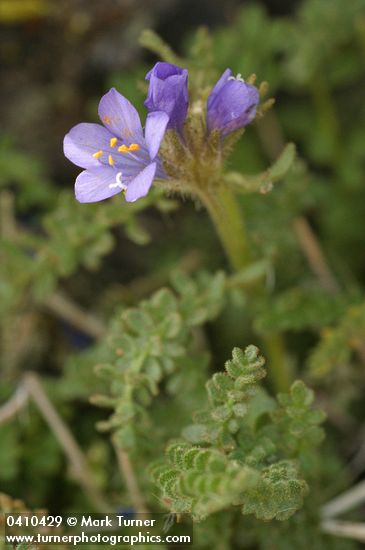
[92,150,103,159]
[110,137,118,148]
[118,144,129,153]
[108,154,114,166]
[129,143,140,151]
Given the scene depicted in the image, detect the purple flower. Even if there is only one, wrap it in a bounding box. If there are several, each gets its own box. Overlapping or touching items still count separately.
[145,62,188,134]
[207,69,259,137]
[63,88,169,203]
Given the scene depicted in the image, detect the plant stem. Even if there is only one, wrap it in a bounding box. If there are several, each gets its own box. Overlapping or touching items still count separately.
[200,185,250,271]
[0,382,29,425]
[45,292,105,339]
[112,437,149,515]
[263,331,291,393]
[24,373,111,512]
[321,520,365,543]
[200,184,292,392]
[321,478,365,519]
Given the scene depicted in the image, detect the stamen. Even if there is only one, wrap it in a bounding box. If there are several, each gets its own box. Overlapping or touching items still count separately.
[102,116,111,124]
[92,150,103,159]
[228,73,245,82]
[109,171,126,191]
[129,143,140,151]
[108,154,114,166]
[110,137,118,148]
[118,144,129,153]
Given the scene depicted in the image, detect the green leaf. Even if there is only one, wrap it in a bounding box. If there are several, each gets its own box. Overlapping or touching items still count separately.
[224,143,296,194]
[242,461,308,521]
[152,346,325,524]
[182,424,209,444]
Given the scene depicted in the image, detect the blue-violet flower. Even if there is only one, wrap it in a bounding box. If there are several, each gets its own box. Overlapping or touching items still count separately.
[145,62,188,134]
[207,69,259,137]
[63,88,169,203]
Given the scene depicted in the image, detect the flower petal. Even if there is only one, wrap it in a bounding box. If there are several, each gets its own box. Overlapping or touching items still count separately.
[207,71,260,136]
[145,62,187,80]
[125,162,157,203]
[75,166,124,203]
[208,68,232,103]
[98,88,143,143]
[145,111,169,160]
[144,63,188,133]
[63,123,112,169]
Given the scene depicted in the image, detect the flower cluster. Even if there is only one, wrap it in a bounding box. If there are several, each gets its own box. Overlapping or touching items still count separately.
[64,63,259,203]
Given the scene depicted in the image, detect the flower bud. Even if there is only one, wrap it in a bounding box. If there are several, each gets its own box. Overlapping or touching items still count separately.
[207,69,259,137]
[145,62,188,134]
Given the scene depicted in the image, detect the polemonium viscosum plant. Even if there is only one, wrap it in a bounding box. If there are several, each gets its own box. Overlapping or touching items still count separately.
[60,38,356,548]
[64,58,291,395]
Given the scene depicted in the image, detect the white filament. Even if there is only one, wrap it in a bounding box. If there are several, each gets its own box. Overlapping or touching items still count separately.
[109,171,126,190]
[228,73,245,82]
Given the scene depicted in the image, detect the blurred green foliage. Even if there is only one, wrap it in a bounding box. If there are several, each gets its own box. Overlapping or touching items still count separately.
[92,270,226,451]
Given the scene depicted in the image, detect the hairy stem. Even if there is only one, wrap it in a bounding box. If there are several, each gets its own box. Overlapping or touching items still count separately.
[200,184,291,392]
[200,185,250,271]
